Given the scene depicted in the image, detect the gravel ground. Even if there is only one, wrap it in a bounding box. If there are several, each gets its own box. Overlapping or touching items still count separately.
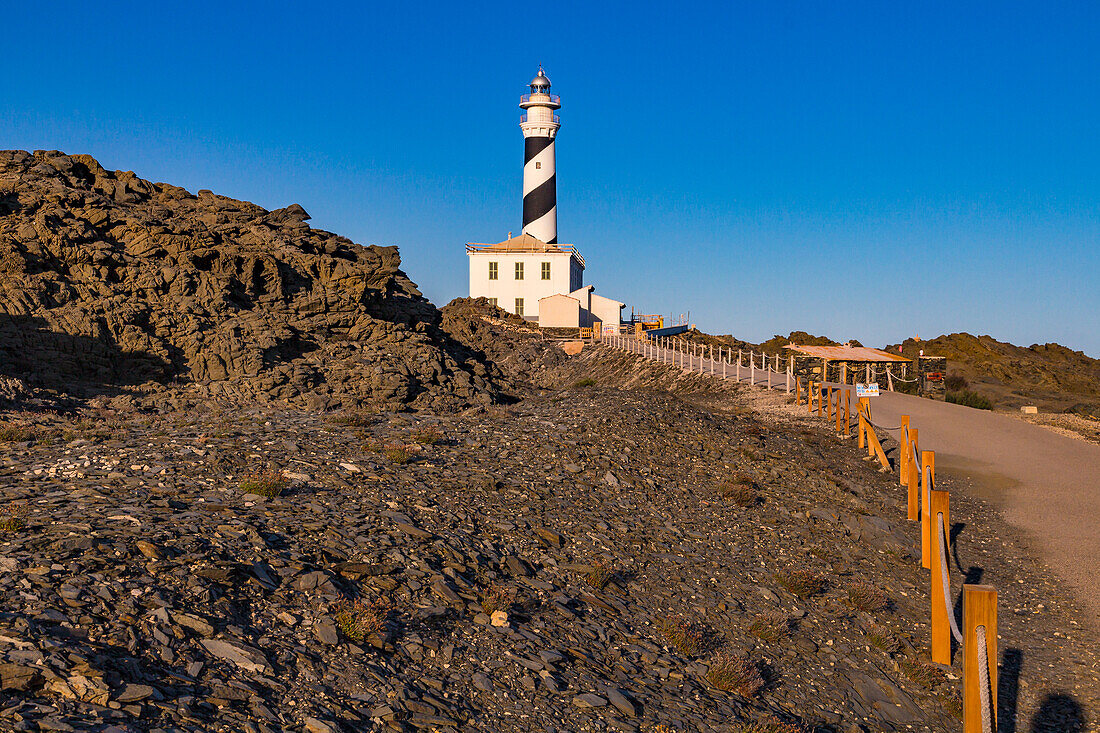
[0,342,1094,732]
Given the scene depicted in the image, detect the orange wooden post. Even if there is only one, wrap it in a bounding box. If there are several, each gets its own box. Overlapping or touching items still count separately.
[795,377,801,405]
[808,381,815,413]
[907,428,919,521]
[829,386,836,420]
[963,585,998,733]
[858,402,866,449]
[930,489,951,665]
[817,382,823,417]
[834,390,843,432]
[921,450,935,568]
[844,389,851,436]
[899,416,910,486]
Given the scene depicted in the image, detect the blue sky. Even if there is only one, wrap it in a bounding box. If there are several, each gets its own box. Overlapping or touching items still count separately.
[4,1,1098,355]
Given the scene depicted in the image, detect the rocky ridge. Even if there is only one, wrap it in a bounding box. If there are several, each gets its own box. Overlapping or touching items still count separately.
[0,150,505,412]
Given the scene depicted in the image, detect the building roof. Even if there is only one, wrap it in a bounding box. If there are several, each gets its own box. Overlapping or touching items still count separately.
[466,233,585,267]
[782,344,911,363]
[538,293,578,303]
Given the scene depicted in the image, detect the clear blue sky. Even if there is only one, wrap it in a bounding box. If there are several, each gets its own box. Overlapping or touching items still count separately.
[4,2,1098,355]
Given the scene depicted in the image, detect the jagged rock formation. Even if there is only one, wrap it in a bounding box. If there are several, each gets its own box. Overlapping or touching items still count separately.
[0,150,502,411]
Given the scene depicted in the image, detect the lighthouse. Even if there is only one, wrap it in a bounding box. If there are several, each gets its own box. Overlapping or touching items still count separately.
[519,66,561,244]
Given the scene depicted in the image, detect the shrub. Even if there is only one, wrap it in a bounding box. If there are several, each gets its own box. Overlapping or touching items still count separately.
[657,615,706,656]
[334,596,392,642]
[736,715,802,733]
[865,622,901,653]
[748,611,790,642]
[0,424,38,442]
[239,470,288,498]
[846,581,889,612]
[720,481,758,507]
[412,427,443,445]
[900,657,947,688]
[478,585,514,615]
[383,444,411,464]
[0,505,26,532]
[331,412,374,428]
[585,561,613,590]
[706,651,763,697]
[572,378,597,388]
[943,373,968,391]
[946,389,993,410]
[774,568,827,598]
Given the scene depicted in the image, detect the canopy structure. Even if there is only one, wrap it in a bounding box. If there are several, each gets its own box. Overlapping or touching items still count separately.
[782,344,911,363]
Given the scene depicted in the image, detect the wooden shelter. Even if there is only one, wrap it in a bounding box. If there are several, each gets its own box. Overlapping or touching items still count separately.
[783,344,912,386]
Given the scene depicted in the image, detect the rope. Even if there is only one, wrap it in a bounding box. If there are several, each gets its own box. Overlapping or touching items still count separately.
[977,624,994,733]
[937,512,964,643]
[892,373,921,383]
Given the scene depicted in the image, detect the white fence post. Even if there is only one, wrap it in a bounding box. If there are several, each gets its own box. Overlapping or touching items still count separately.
[751,354,755,385]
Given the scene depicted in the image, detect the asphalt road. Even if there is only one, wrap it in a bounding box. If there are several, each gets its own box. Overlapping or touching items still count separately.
[622,336,1100,625]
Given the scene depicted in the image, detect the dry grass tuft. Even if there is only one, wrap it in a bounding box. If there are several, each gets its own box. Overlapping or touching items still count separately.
[239,470,288,498]
[846,581,889,612]
[0,423,39,442]
[585,561,613,590]
[334,596,393,642]
[748,611,790,642]
[382,444,411,464]
[706,651,764,696]
[774,568,827,598]
[331,412,374,428]
[900,657,947,688]
[478,585,515,616]
[735,715,802,733]
[657,615,707,657]
[0,505,26,532]
[865,622,901,653]
[411,427,443,445]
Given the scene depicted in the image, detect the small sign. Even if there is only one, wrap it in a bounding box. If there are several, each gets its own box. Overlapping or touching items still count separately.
[856,383,880,398]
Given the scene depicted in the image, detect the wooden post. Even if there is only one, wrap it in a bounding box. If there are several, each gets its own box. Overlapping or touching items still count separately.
[817,382,823,417]
[930,489,951,665]
[835,390,843,432]
[900,416,910,487]
[795,376,801,404]
[844,389,851,436]
[921,450,936,569]
[963,585,998,733]
[908,428,919,522]
[858,397,868,447]
[841,362,847,385]
[887,367,895,392]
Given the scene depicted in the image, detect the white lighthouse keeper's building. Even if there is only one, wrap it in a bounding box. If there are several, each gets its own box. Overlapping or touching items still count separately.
[466,67,626,332]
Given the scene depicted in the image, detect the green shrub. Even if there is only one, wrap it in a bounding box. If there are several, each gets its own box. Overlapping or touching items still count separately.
[774,568,827,598]
[706,652,763,696]
[572,378,597,388]
[748,611,790,642]
[943,373,968,391]
[657,615,707,656]
[334,596,392,642]
[946,389,993,410]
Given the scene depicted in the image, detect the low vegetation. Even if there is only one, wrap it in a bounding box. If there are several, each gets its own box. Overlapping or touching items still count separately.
[411,427,443,445]
[572,378,597,388]
[657,615,707,657]
[774,568,827,598]
[748,611,790,642]
[0,505,26,532]
[334,596,392,643]
[238,470,288,498]
[900,657,947,688]
[946,389,994,410]
[585,561,613,590]
[846,581,889,612]
[478,584,515,616]
[705,651,764,697]
[736,716,803,733]
[383,444,411,464]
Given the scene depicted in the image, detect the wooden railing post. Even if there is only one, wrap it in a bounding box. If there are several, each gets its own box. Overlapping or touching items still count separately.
[835,389,843,432]
[899,416,910,487]
[816,382,823,417]
[908,428,919,522]
[858,397,868,449]
[963,585,998,733]
[921,450,935,568]
[930,489,951,665]
[844,389,851,436]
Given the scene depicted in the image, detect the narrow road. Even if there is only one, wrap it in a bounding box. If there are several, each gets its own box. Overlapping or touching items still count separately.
[617,335,1100,626]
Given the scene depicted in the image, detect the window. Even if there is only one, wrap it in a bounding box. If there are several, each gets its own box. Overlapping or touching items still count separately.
[515,262,524,280]
[541,262,551,280]
[488,262,498,280]
[487,298,497,307]
[535,161,541,169]
[514,298,524,316]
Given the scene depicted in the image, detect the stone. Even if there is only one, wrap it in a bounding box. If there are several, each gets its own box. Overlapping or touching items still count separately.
[573,693,608,708]
[490,610,509,627]
[199,639,269,674]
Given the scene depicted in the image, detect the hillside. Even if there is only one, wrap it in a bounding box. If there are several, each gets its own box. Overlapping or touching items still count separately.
[0,150,507,412]
[888,333,1100,416]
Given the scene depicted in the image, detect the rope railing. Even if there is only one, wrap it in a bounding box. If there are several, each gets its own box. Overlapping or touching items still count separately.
[976,625,993,733]
[938,512,964,644]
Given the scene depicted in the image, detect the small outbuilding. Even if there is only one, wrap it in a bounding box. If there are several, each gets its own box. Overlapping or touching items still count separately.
[783,344,913,387]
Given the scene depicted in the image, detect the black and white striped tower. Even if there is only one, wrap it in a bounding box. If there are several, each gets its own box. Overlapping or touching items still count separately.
[519,66,561,244]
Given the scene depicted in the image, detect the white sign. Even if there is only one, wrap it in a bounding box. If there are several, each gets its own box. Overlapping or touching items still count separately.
[856,383,880,398]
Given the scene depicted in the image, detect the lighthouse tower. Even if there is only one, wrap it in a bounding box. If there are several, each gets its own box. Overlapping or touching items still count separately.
[519,66,561,244]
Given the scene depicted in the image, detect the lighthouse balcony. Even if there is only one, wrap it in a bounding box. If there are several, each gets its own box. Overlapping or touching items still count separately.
[519,93,561,109]
[520,112,560,124]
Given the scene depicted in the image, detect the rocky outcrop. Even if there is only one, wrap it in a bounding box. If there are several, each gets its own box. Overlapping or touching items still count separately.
[0,150,502,411]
